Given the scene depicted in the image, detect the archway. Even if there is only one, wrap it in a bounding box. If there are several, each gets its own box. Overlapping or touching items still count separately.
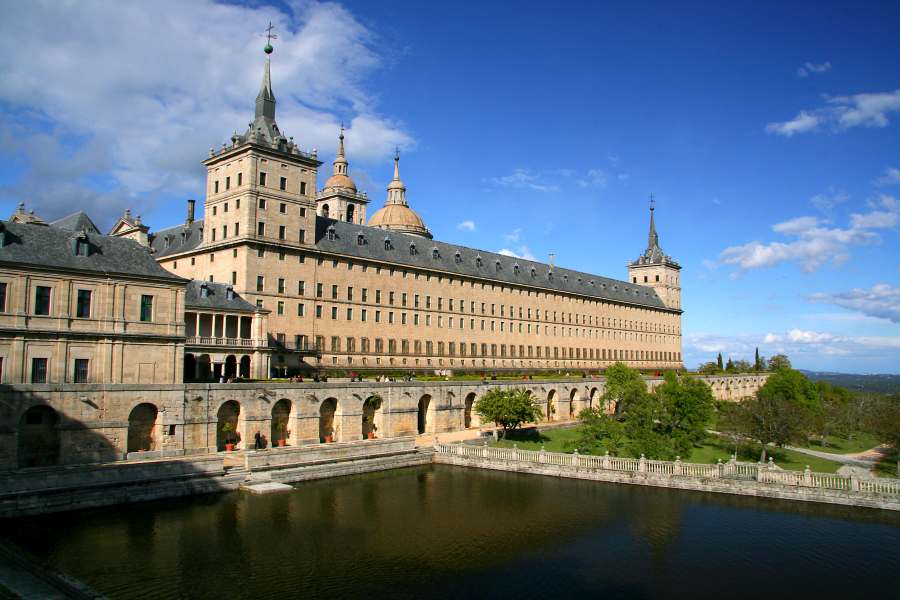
[346,203,355,223]
[197,354,211,381]
[183,353,196,382]
[320,398,337,442]
[322,204,330,219]
[127,403,158,453]
[547,390,557,422]
[224,355,237,379]
[271,398,291,447]
[216,400,241,451]
[362,395,382,439]
[464,392,476,428]
[569,388,579,419]
[239,355,251,378]
[417,394,431,434]
[18,406,60,468]
[589,387,599,410]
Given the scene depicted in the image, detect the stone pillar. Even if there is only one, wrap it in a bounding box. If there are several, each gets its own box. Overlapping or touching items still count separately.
[639,454,646,473]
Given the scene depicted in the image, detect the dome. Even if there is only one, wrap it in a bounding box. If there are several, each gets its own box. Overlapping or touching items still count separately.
[323,172,357,192]
[368,204,432,238]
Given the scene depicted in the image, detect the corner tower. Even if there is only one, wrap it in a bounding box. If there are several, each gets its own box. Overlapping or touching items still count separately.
[628,198,681,310]
[316,127,369,224]
[200,32,322,250]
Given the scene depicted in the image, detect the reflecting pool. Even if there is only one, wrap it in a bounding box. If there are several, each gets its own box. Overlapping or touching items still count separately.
[5,465,900,599]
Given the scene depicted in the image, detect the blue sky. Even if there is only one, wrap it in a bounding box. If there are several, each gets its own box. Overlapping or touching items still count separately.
[1,1,899,372]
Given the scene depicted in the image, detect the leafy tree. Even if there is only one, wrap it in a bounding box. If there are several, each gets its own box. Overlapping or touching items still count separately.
[862,394,900,476]
[654,373,715,456]
[623,389,675,460]
[732,359,752,372]
[725,358,735,372]
[721,387,810,462]
[813,381,852,447]
[475,388,543,439]
[716,353,724,370]
[767,354,792,371]
[697,361,721,375]
[603,362,647,414]
[754,347,762,371]
[759,368,821,414]
[576,407,626,455]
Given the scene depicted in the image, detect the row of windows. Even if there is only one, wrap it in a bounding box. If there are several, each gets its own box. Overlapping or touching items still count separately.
[3,284,154,322]
[212,172,308,196]
[25,357,90,384]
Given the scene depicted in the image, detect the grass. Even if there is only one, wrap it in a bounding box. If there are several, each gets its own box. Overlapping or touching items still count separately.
[800,431,882,455]
[489,426,845,473]
[874,454,900,479]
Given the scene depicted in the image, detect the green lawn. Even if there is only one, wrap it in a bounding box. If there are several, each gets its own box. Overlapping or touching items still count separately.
[874,454,900,479]
[801,431,882,455]
[489,426,844,473]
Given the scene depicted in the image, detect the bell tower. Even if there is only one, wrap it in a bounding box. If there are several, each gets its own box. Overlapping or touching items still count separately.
[316,126,369,224]
[628,197,681,310]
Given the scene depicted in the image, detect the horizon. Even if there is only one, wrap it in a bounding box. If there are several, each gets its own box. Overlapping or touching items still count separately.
[1,0,898,373]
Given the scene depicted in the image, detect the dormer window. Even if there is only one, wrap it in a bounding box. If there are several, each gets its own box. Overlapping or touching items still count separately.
[326,226,336,241]
[357,233,365,246]
[513,264,520,275]
[226,287,235,300]
[75,239,89,256]
[454,251,462,264]
[495,260,501,271]
[432,247,439,259]
[530,267,536,277]
[384,238,392,251]
[475,256,482,267]
[200,283,210,298]
[548,271,553,281]
[562,274,568,282]
[164,236,171,249]
[409,242,417,255]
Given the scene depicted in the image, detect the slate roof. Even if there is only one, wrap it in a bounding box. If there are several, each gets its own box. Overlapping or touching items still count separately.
[149,219,205,258]
[315,218,673,311]
[50,211,101,234]
[185,280,259,313]
[0,219,186,283]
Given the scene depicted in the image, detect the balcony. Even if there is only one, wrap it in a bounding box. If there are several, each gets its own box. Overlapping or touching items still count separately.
[186,336,266,348]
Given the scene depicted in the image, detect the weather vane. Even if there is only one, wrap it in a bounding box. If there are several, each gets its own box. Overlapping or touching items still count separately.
[649,193,655,211]
[263,21,277,54]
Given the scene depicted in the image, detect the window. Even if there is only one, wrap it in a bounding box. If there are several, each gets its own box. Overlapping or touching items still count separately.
[347,286,354,301]
[237,172,243,186]
[331,307,338,319]
[259,172,267,186]
[279,177,287,191]
[299,229,306,244]
[259,197,267,209]
[75,238,89,256]
[277,301,284,315]
[278,225,285,240]
[225,176,231,190]
[34,286,51,315]
[257,222,265,236]
[280,202,287,214]
[76,289,92,318]
[214,180,219,193]
[316,283,323,298]
[347,308,353,320]
[74,358,89,383]
[278,278,285,294]
[331,284,338,299]
[31,358,48,383]
[297,303,306,317]
[298,281,306,295]
[140,295,153,322]
[0,282,6,312]
[316,305,323,318]
[257,276,265,292]
[300,181,307,195]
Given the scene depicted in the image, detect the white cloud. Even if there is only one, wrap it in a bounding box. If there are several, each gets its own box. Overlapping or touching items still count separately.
[875,166,900,187]
[797,61,831,77]
[788,329,835,343]
[764,333,782,344]
[484,169,558,193]
[717,194,899,273]
[810,187,849,213]
[0,1,412,226]
[504,228,522,242]
[809,283,900,323]
[577,168,607,189]
[456,220,476,232]
[765,89,900,136]
[498,246,536,261]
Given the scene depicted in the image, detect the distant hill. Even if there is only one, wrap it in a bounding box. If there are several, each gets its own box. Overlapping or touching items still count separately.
[799,370,900,394]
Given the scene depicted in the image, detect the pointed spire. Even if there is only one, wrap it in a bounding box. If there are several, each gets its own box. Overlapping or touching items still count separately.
[255,56,276,121]
[337,123,346,159]
[386,148,407,205]
[393,147,401,181]
[647,194,659,250]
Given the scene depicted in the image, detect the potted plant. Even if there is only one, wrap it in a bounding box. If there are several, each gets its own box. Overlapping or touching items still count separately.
[221,421,236,451]
[277,422,289,447]
[324,433,334,443]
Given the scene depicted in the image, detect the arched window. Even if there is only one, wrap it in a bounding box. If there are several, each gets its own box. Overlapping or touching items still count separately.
[432,247,440,259]
[475,256,482,267]
[346,204,355,223]
[530,267,536,277]
[454,251,462,264]
[495,260,502,271]
[357,233,365,246]
[409,243,417,255]
[322,204,330,219]
[513,263,520,275]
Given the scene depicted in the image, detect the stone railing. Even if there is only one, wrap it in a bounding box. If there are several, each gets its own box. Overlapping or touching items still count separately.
[186,336,263,348]
[433,443,900,499]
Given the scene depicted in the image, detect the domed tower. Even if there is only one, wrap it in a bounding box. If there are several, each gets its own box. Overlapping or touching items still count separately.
[368,150,432,239]
[628,197,681,310]
[316,127,369,224]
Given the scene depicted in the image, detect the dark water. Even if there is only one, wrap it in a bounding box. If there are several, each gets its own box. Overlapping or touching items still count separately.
[5,466,900,599]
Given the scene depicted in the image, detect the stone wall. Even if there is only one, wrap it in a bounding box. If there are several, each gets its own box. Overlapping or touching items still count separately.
[0,374,768,471]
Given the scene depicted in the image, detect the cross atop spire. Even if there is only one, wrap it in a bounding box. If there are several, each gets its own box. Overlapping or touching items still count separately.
[263,21,277,54]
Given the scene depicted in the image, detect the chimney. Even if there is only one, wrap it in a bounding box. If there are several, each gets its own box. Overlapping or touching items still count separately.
[549,252,555,269]
[186,199,195,225]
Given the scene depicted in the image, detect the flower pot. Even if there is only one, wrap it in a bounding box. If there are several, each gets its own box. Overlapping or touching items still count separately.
[277,439,286,447]
[367,431,375,440]
[324,435,334,443]
[225,442,235,452]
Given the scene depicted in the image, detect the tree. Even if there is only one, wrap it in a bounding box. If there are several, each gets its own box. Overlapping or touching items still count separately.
[603,362,647,415]
[862,394,900,476]
[725,358,735,372]
[767,354,792,371]
[654,373,715,456]
[732,359,752,372]
[716,353,724,370]
[623,389,675,460]
[474,388,543,439]
[813,381,852,447]
[759,368,820,414]
[576,407,626,455]
[754,347,761,371]
[697,361,721,375]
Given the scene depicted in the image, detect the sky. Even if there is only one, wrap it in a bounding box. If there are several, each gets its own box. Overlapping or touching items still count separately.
[1,0,899,373]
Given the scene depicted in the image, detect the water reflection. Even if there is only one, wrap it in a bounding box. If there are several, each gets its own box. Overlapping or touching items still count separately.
[5,466,899,599]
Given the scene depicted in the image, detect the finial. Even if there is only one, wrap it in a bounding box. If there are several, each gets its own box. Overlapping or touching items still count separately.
[263,21,277,54]
[394,146,400,161]
[339,121,345,140]
[649,193,655,212]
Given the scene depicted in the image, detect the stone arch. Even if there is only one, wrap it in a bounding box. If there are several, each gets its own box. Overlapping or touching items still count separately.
[197,354,211,381]
[127,403,159,453]
[589,387,599,410]
[418,394,433,434]
[18,405,60,468]
[546,389,557,422]
[569,388,579,419]
[322,204,330,219]
[320,398,338,442]
[239,355,251,378]
[224,355,237,379]
[464,392,477,428]
[362,394,382,439]
[216,400,241,451]
[346,203,355,223]
[271,398,292,447]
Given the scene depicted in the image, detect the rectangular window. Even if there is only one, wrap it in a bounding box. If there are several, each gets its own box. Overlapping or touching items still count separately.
[316,283,323,298]
[297,303,306,317]
[74,358,89,383]
[375,310,381,323]
[278,225,286,240]
[34,286,51,315]
[76,289,92,318]
[347,308,353,320]
[225,176,231,190]
[375,290,382,304]
[31,358,48,383]
[232,271,237,285]
[331,306,338,319]
[237,172,243,186]
[140,295,153,322]
[362,288,368,302]
[257,276,264,292]
[332,284,338,299]
[257,222,265,236]
[300,207,306,217]
[347,286,354,301]
[0,281,6,311]
[298,281,306,295]
[259,197,267,209]
[300,181,307,195]
[259,171,267,186]
[278,278,285,294]
[316,305,323,318]
[277,301,284,315]
[280,202,287,213]
[279,177,287,191]
[361,309,367,322]
[299,230,306,243]
[214,180,219,194]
